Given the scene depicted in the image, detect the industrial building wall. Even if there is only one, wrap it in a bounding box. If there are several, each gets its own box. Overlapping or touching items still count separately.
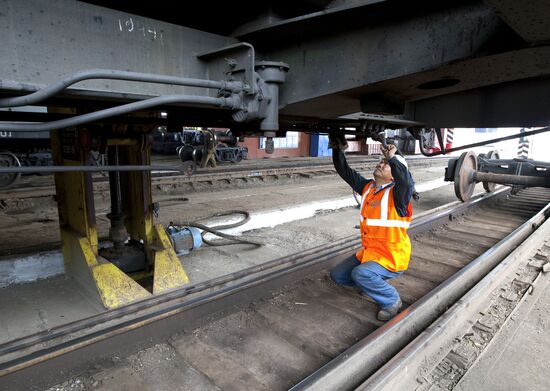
[240,134,383,160]
[242,132,311,159]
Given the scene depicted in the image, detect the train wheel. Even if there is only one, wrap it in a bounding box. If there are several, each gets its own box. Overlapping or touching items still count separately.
[182,160,196,176]
[482,150,500,193]
[454,151,478,202]
[231,152,243,163]
[0,152,21,189]
[216,143,228,163]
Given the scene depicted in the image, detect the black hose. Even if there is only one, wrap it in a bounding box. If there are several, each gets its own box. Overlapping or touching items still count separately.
[173,210,263,247]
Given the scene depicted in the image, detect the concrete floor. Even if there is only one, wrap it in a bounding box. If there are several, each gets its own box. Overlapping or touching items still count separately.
[0,159,457,344]
[1,151,549,391]
[0,276,104,344]
[456,276,550,391]
[12,155,549,391]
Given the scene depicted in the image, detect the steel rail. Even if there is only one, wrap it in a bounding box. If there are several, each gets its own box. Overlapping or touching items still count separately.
[291,194,550,391]
[84,156,447,182]
[0,69,243,108]
[0,189,506,389]
[0,235,361,356]
[359,209,550,391]
[0,238,362,388]
[0,156,449,198]
[0,165,182,174]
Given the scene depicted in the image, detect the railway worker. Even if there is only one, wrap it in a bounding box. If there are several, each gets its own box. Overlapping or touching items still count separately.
[200,129,217,168]
[328,134,414,321]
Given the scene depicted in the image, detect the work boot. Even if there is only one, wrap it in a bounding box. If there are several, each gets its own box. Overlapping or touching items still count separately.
[377,298,402,321]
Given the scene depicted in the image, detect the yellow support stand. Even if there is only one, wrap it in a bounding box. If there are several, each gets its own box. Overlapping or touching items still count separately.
[51,128,190,309]
[79,237,151,309]
[152,224,190,294]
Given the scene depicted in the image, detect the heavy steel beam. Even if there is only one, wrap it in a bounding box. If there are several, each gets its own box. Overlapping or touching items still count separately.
[0,0,236,100]
[412,77,550,127]
[484,0,550,45]
[253,2,504,115]
[3,0,550,131]
[243,1,550,128]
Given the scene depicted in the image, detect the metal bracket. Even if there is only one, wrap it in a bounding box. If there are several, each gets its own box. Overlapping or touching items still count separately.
[198,42,257,95]
[418,128,437,155]
[198,43,289,146]
[435,128,446,154]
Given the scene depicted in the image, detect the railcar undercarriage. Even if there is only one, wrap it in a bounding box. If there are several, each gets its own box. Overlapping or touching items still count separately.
[1,1,550,389]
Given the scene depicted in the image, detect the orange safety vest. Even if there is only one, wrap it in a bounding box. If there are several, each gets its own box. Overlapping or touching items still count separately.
[356,182,413,272]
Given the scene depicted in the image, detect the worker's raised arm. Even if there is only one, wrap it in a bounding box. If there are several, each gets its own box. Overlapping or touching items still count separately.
[330,135,371,195]
[384,145,414,217]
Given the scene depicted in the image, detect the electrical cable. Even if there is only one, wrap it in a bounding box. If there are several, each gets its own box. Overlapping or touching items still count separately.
[172,210,263,247]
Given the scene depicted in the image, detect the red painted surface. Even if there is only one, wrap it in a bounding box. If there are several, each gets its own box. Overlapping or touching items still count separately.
[242,133,311,159]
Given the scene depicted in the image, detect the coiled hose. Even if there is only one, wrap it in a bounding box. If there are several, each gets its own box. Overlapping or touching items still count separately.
[172,210,263,247]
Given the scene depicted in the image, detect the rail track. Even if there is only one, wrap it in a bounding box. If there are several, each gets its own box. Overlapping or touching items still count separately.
[1,186,549,390]
[0,156,448,200]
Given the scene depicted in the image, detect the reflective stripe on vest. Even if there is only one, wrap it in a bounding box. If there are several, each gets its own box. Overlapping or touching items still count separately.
[359,183,373,223]
[366,219,410,228]
[358,181,412,271]
[360,184,410,228]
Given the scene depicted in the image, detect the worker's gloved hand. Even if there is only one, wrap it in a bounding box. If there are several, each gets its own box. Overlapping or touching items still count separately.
[381,144,397,160]
[328,133,348,150]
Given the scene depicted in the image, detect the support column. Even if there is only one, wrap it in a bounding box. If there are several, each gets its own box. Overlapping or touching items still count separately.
[51,129,190,309]
[117,137,190,294]
[51,129,151,309]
